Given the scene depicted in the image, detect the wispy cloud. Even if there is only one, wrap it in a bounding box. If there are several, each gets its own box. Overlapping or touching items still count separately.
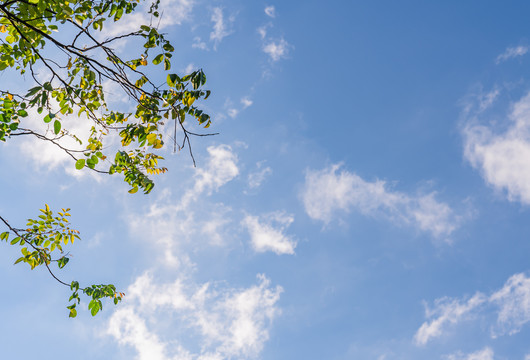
[242,211,296,255]
[264,5,276,18]
[415,273,530,345]
[490,273,530,337]
[241,96,253,109]
[495,45,529,64]
[301,164,463,240]
[210,7,235,50]
[257,24,270,40]
[263,38,291,62]
[463,90,530,204]
[185,144,240,204]
[257,6,291,63]
[103,0,194,37]
[444,347,495,360]
[126,145,239,266]
[414,293,487,346]
[192,36,208,50]
[247,161,272,189]
[108,273,282,360]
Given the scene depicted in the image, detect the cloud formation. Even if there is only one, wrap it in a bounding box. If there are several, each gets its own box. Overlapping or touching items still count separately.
[126,145,239,266]
[414,293,487,346]
[103,0,194,37]
[495,45,529,64]
[210,7,234,49]
[463,91,530,204]
[302,164,462,239]
[242,211,296,255]
[263,38,291,62]
[247,162,272,189]
[108,273,282,360]
[264,6,276,18]
[445,347,495,360]
[415,273,530,345]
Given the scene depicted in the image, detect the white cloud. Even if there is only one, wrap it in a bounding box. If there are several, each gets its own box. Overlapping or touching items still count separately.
[183,63,197,74]
[192,36,208,50]
[210,7,234,49]
[241,96,253,109]
[302,164,462,239]
[496,45,529,64]
[463,91,530,204]
[103,0,194,37]
[257,25,269,40]
[108,273,282,360]
[414,293,487,346]
[192,145,239,195]
[263,38,291,62]
[415,273,530,345]
[247,163,272,189]
[126,145,239,266]
[227,108,239,118]
[242,211,296,255]
[490,273,530,337]
[107,307,173,360]
[14,104,105,180]
[445,347,495,360]
[264,6,276,18]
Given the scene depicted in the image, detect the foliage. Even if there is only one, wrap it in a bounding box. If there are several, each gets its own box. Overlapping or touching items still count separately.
[0,0,214,316]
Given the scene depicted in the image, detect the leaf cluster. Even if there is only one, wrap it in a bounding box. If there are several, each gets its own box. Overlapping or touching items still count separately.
[0,205,122,318]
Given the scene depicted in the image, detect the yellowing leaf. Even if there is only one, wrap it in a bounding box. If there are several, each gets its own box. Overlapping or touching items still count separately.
[146,133,157,145]
[0,25,6,33]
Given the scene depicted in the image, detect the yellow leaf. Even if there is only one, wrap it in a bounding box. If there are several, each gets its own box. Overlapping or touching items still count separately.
[0,25,6,33]
[7,93,13,100]
[146,133,157,145]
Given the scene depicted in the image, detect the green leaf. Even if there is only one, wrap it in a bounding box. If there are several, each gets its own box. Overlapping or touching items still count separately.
[89,299,100,316]
[0,231,9,241]
[58,257,69,269]
[69,307,77,318]
[167,74,179,87]
[152,54,164,65]
[75,159,85,170]
[43,112,55,123]
[53,120,61,134]
[26,86,41,97]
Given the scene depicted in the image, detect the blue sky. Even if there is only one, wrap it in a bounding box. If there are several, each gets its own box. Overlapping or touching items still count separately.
[3,1,530,359]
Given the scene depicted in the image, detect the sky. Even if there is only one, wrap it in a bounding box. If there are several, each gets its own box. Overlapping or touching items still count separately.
[3,1,530,359]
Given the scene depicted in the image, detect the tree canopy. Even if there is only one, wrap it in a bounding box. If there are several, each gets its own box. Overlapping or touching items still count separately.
[0,0,213,317]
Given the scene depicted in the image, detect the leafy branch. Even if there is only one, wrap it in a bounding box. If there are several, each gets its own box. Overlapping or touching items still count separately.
[0,205,123,317]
